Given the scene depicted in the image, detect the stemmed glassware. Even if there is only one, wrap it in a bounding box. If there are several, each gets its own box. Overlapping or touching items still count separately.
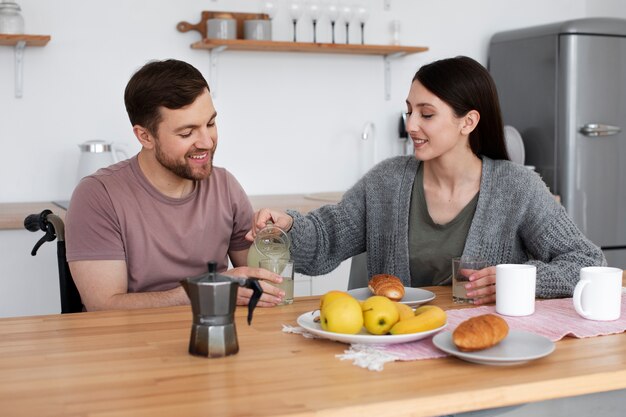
[355,4,369,44]
[288,0,304,42]
[307,1,322,43]
[260,1,277,40]
[260,0,278,19]
[324,0,340,44]
[339,2,353,44]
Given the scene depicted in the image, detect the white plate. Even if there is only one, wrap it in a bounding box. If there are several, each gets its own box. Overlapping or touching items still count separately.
[296,311,446,345]
[432,330,555,366]
[347,287,435,307]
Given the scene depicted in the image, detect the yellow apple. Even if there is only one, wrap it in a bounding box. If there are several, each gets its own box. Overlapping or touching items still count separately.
[394,302,414,321]
[361,295,400,335]
[319,290,351,311]
[319,296,364,334]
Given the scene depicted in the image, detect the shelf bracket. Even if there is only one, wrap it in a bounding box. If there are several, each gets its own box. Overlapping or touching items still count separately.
[383,52,405,101]
[14,40,26,98]
[209,46,227,99]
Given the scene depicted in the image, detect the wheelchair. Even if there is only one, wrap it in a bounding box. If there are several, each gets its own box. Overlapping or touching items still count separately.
[24,209,83,313]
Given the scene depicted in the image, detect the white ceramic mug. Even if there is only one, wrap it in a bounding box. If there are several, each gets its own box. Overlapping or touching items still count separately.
[573,267,622,321]
[496,264,537,316]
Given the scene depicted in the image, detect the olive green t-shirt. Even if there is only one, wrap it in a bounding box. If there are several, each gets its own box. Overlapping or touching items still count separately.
[408,165,479,287]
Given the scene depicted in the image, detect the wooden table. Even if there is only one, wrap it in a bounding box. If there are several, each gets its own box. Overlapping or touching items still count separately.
[1,286,625,417]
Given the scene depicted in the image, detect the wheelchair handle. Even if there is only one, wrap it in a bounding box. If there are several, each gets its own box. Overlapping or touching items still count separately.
[24,209,66,255]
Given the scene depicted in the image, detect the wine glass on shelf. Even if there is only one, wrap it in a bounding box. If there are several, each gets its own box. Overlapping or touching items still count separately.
[260,0,278,19]
[307,1,322,43]
[288,0,304,42]
[260,1,278,40]
[339,2,353,44]
[355,4,369,44]
[324,0,340,44]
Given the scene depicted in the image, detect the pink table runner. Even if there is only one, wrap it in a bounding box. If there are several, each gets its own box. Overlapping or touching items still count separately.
[285,294,626,371]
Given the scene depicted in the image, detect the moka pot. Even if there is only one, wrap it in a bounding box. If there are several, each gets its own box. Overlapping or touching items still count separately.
[180,262,263,358]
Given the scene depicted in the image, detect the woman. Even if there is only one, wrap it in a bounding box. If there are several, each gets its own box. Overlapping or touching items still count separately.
[249,56,605,304]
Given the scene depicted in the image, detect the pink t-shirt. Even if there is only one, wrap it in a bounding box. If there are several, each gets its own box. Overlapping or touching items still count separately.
[65,156,253,293]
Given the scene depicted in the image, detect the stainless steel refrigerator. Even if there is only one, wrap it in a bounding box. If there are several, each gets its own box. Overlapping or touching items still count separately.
[489,18,626,268]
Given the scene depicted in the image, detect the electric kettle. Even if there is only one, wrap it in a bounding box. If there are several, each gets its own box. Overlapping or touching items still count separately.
[180,262,263,358]
[76,140,129,183]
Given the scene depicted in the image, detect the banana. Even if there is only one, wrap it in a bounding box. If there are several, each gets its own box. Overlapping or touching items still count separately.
[394,302,415,321]
[389,305,447,335]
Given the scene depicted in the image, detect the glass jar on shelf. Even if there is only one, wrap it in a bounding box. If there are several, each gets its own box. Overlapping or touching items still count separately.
[0,1,25,34]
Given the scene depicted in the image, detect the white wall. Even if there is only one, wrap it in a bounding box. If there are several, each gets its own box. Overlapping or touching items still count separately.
[5,0,615,204]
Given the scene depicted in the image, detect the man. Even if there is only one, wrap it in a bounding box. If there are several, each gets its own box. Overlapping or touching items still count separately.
[65,59,283,311]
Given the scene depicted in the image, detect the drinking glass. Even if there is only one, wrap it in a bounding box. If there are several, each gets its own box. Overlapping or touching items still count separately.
[307,0,322,43]
[288,0,304,42]
[324,0,340,43]
[355,4,369,44]
[451,256,488,304]
[339,2,353,44]
[260,259,295,305]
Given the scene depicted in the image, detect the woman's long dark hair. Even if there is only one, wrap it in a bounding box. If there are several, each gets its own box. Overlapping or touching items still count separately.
[413,56,509,160]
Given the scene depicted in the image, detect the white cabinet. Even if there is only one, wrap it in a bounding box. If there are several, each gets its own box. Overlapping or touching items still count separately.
[295,258,352,297]
[0,229,61,317]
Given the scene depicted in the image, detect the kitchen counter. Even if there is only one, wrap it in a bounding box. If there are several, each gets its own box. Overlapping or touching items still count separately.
[0,192,344,230]
[0,286,625,416]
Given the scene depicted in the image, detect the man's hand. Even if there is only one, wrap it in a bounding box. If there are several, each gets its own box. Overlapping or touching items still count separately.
[223,266,285,307]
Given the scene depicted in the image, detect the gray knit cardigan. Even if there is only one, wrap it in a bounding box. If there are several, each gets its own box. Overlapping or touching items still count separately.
[288,156,606,298]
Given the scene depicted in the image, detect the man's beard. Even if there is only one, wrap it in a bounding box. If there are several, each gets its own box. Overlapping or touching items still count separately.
[154,141,214,181]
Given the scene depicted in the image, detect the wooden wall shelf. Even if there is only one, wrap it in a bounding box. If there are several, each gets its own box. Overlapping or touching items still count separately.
[0,34,51,98]
[0,34,51,47]
[179,11,428,99]
[191,38,428,56]
[190,38,428,100]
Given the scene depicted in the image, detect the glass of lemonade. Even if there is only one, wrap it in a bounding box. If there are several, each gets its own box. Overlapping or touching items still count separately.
[452,256,488,304]
[259,259,294,305]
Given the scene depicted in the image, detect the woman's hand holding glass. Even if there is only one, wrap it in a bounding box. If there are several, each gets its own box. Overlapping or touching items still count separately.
[464,266,497,305]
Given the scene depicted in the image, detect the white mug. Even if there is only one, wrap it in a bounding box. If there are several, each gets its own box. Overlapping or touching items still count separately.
[496,264,537,316]
[573,267,622,321]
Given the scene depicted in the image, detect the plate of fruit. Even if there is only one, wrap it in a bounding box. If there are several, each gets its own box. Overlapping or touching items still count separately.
[296,291,447,345]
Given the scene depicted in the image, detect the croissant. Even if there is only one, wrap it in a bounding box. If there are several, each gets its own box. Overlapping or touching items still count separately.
[452,314,509,352]
[368,274,405,302]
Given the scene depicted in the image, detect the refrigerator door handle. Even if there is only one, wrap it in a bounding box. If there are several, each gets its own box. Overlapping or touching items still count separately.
[579,123,622,137]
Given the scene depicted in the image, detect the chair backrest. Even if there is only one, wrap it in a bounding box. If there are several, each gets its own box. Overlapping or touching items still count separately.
[347,252,369,290]
[24,210,83,313]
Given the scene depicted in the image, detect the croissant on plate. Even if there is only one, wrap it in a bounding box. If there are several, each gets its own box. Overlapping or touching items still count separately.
[452,314,509,352]
[368,274,405,302]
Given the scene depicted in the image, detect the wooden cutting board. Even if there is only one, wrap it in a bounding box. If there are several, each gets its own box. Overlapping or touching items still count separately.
[177,11,270,40]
